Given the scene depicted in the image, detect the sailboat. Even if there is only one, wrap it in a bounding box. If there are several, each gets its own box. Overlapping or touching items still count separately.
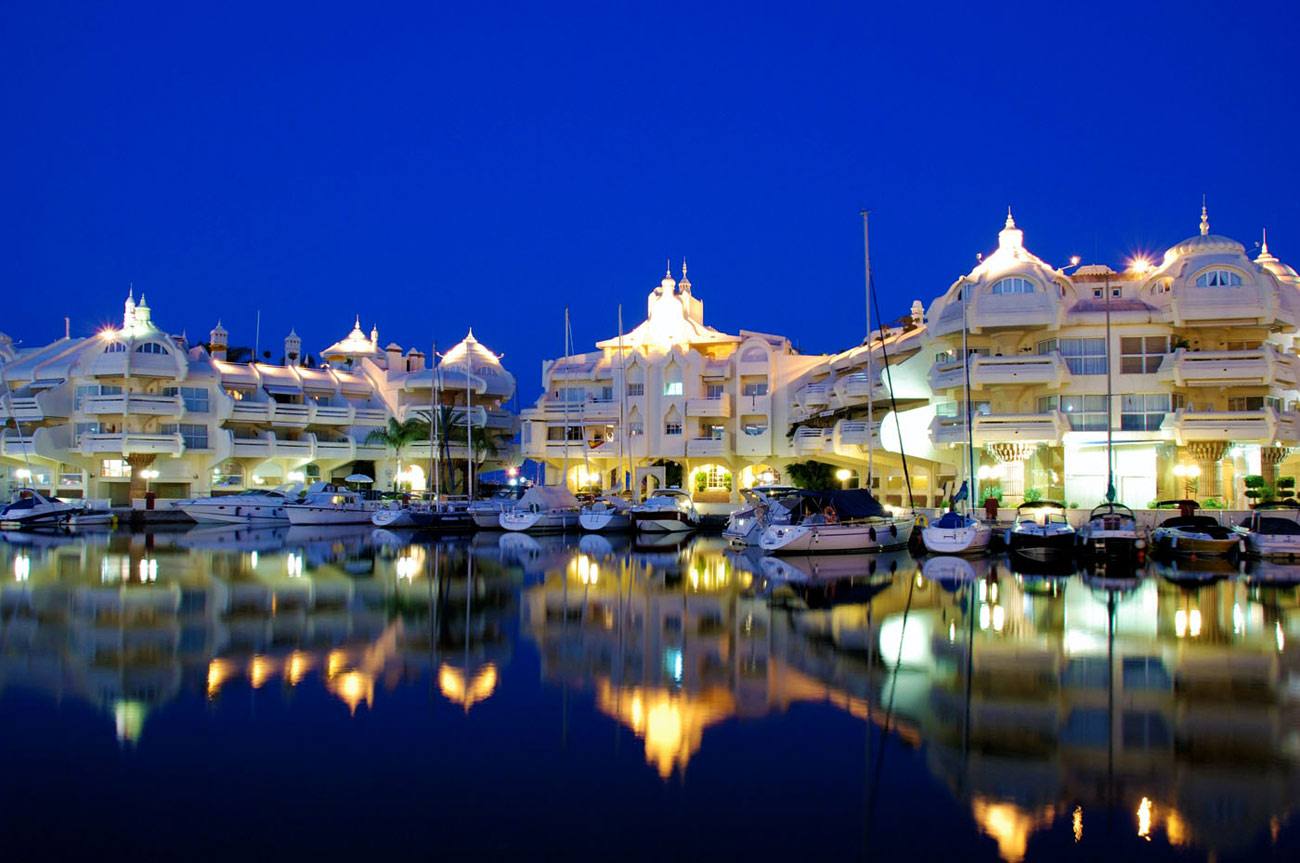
[579,305,633,533]
[922,280,991,555]
[759,211,915,556]
[1075,270,1145,562]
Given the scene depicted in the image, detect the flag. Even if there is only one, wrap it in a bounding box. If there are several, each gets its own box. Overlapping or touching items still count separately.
[953,480,969,503]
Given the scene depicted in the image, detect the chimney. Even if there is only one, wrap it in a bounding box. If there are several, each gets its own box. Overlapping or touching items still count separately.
[406,348,426,372]
[385,341,403,370]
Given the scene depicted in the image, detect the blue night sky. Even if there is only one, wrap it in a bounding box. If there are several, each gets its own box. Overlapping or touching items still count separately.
[4,1,1298,401]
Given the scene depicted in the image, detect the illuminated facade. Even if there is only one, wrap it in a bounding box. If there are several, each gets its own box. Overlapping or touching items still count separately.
[0,293,516,503]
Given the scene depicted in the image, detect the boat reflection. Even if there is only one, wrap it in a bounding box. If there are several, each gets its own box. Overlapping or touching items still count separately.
[1,528,1297,859]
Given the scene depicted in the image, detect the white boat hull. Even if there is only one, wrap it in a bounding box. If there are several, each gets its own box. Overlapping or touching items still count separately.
[579,510,631,532]
[761,518,914,554]
[633,514,697,533]
[285,505,374,526]
[500,510,579,533]
[181,502,289,524]
[1247,533,1300,559]
[921,522,992,555]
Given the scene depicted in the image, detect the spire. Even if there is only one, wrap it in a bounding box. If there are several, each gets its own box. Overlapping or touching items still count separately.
[997,207,1024,252]
[1005,206,1016,229]
[1200,194,1210,236]
[678,257,691,292]
[466,327,476,341]
[665,257,672,279]
[681,257,688,278]
[1261,228,1270,256]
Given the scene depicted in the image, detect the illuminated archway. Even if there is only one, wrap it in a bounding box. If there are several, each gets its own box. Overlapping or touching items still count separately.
[739,464,781,489]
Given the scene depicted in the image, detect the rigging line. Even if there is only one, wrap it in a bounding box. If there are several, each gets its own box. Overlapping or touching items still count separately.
[869,274,915,511]
[865,569,917,845]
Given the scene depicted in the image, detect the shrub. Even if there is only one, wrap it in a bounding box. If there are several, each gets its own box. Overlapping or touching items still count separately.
[1201,497,1225,509]
[982,485,1003,502]
[1023,488,1043,503]
[786,460,838,491]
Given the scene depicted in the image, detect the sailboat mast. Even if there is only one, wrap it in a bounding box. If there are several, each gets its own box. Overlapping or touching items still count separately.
[861,210,874,488]
[962,280,976,508]
[430,339,438,502]
[575,312,590,491]
[562,307,571,491]
[1105,271,1115,502]
[465,339,473,501]
[617,304,627,494]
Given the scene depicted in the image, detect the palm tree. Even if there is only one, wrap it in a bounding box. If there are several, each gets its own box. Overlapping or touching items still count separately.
[442,408,499,495]
[365,417,430,490]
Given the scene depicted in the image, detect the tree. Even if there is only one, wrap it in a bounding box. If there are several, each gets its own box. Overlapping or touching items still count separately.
[365,417,430,490]
[786,460,837,491]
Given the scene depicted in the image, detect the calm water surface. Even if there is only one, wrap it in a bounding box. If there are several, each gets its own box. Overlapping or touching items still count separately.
[0,526,1297,861]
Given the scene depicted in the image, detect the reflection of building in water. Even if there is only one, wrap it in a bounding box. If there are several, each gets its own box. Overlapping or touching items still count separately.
[527,541,1300,856]
[0,532,516,741]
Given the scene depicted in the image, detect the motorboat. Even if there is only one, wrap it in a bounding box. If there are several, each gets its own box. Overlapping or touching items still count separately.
[179,485,302,524]
[630,488,700,534]
[371,501,475,532]
[1005,501,1075,562]
[468,487,526,529]
[759,489,913,555]
[0,488,76,529]
[578,495,633,532]
[1238,502,1300,559]
[499,486,581,533]
[921,553,993,589]
[284,485,375,526]
[920,509,992,556]
[66,500,116,528]
[1150,500,1241,558]
[760,549,912,582]
[723,486,800,546]
[1076,502,1145,560]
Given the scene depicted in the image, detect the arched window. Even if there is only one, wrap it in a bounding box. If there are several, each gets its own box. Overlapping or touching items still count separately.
[740,346,767,363]
[1194,269,1243,288]
[663,406,682,436]
[990,277,1036,295]
[103,342,127,354]
[135,342,170,355]
[663,361,683,397]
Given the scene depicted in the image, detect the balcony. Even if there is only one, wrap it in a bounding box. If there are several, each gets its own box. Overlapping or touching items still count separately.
[832,419,877,455]
[271,437,315,458]
[1156,346,1295,388]
[1160,408,1284,444]
[82,393,184,416]
[310,404,354,425]
[230,401,272,422]
[353,407,388,424]
[735,429,772,457]
[970,354,1069,390]
[686,395,731,418]
[971,412,1069,446]
[89,351,180,379]
[736,393,771,416]
[687,435,730,457]
[0,395,44,421]
[928,360,966,392]
[232,435,273,457]
[269,403,311,428]
[0,433,36,458]
[313,438,355,459]
[793,427,830,455]
[835,372,880,404]
[799,383,830,408]
[929,415,967,446]
[79,432,184,456]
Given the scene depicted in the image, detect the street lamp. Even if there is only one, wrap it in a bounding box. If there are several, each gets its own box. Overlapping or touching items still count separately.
[1172,463,1201,498]
[835,468,852,489]
[140,468,160,495]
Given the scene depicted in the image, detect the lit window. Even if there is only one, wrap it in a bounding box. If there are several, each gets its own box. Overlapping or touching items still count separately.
[664,421,682,435]
[742,380,768,396]
[1059,338,1107,375]
[134,342,170,355]
[663,381,684,397]
[1051,394,1108,431]
[103,342,126,354]
[743,422,768,436]
[1120,394,1171,431]
[1194,269,1243,288]
[990,277,1035,295]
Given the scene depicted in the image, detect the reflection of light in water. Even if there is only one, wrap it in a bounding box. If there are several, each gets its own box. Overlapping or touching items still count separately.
[979,604,990,630]
[663,648,683,683]
[568,553,598,585]
[438,663,498,710]
[1233,602,1244,635]
[1073,806,1083,842]
[879,614,931,668]
[327,650,347,678]
[13,553,29,582]
[1137,796,1153,840]
[114,699,147,744]
[970,799,1052,863]
[1277,622,1286,653]
[332,671,375,714]
[287,651,311,686]
[286,552,303,578]
[394,546,426,580]
[207,659,231,698]
[992,604,1005,632]
[1166,807,1187,846]
[249,655,273,689]
[596,682,731,781]
[250,550,259,568]
[1175,609,1201,638]
[138,558,157,582]
[688,552,729,592]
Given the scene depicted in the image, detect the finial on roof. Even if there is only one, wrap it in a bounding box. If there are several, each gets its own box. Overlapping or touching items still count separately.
[1261,228,1270,255]
[127,283,134,301]
[138,293,147,307]
[466,327,476,341]
[1200,194,1209,236]
[681,257,688,278]
[1005,206,1015,229]
[665,258,672,279]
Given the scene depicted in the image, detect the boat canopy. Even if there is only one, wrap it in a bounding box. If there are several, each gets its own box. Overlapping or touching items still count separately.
[783,489,888,520]
[932,510,973,529]
[1016,500,1066,510]
[1088,502,1135,518]
[516,486,579,511]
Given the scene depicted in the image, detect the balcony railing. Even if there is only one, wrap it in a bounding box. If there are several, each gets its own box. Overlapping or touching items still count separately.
[230,401,272,421]
[686,395,732,417]
[232,436,273,457]
[969,354,1069,389]
[793,426,830,455]
[1156,346,1294,388]
[82,393,184,416]
[0,395,44,421]
[799,383,830,406]
[310,404,354,424]
[0,433,36,457]
[927,360,966,392]
[686,435,730,457]
[832,419,877,453]
[971,411,1069,445]
[1161,408,1287,444]
[269,404,311,427]
[78,432,184,456]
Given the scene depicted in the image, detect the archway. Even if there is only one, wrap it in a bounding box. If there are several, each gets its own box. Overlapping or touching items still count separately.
[690,463,733,503]
[739,464,781,489]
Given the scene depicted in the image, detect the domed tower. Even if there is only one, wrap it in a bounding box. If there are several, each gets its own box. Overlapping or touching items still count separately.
[284,327,302,365]
[209,320,229,361]
[134,293,152,329]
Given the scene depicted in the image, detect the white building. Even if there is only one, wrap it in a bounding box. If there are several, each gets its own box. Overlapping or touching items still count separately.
[0,292,516,504]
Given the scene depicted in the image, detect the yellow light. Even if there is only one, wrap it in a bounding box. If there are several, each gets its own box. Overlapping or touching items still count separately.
[1277,621,1285,653]
[835,468,852,482]
[1069,255,1081,267]
[287,470,306,483]
[333,670,375,714]
[14,468,31,481]
[1073,806,1083,843]
[249,655,273,689]
[207,659,231,698]
[1189,608,1202,637]
[1129,256,1153,274]
[1137,797,1152,840]
[327,649,347,678]
[13,554,30,582]
[99,326,118,340]
[438,663,498,710]
[287,651,311,686]
[1175,609,1187,638]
